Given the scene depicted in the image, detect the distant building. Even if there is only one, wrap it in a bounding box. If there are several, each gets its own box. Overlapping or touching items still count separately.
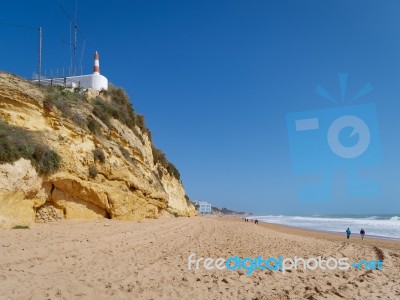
[194,201,212,214]
[33,51,108,91]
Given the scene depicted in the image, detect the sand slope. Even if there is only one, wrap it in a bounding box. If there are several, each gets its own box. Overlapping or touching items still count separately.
[0,217,399,299]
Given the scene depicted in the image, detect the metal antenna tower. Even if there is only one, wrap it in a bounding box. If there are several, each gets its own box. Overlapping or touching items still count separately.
[61,1,84,76]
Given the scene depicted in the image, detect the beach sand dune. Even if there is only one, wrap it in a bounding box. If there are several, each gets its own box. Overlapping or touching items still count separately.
[0,217,399,299]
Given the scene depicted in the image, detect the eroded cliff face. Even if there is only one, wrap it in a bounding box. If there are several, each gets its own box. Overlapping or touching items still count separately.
[0,73,196,228]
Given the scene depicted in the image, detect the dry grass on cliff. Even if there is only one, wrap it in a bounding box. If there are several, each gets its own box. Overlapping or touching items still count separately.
[93,85,181,180]
[92,95,147,145]
[43,85,88,128]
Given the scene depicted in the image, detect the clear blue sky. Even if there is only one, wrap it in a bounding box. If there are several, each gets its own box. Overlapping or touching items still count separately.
[1,1,400,215]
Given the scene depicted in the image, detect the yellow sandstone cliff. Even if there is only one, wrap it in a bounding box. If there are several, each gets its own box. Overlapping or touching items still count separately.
[0,72,196,228]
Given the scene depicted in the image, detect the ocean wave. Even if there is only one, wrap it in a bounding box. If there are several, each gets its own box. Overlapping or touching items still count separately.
[252,215,400,238]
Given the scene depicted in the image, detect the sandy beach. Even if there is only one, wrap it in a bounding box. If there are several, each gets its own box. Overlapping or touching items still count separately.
[0,216,399,300]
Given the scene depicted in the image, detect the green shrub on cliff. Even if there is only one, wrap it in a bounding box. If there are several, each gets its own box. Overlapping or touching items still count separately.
[12,225,30,229]
[88,165,98,178]
[0,120,60,174]
[87,117,100,135]
[152,146,181,181]
[32,144,61,174]
[92,85,152,141]
[93,148,105,163]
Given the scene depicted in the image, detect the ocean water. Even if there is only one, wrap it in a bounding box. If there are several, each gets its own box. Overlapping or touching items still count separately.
[252,214,400,239]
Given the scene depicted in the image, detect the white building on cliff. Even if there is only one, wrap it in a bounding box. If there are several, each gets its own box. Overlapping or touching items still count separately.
[34,51,108,91]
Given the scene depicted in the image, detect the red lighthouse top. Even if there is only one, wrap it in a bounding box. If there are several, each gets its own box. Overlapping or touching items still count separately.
[93,51,100,74]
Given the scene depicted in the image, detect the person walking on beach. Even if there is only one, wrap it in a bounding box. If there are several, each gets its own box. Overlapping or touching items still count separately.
[360,228,365,240]
[346,228,351,239]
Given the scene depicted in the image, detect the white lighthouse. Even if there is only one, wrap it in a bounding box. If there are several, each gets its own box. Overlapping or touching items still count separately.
[70,51,108,90]
[86,51,108,90]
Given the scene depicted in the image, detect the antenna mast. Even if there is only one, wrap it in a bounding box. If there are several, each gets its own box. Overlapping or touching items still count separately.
[73,0,77,76]
[38,27,42,85]
[61,1,87,77]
